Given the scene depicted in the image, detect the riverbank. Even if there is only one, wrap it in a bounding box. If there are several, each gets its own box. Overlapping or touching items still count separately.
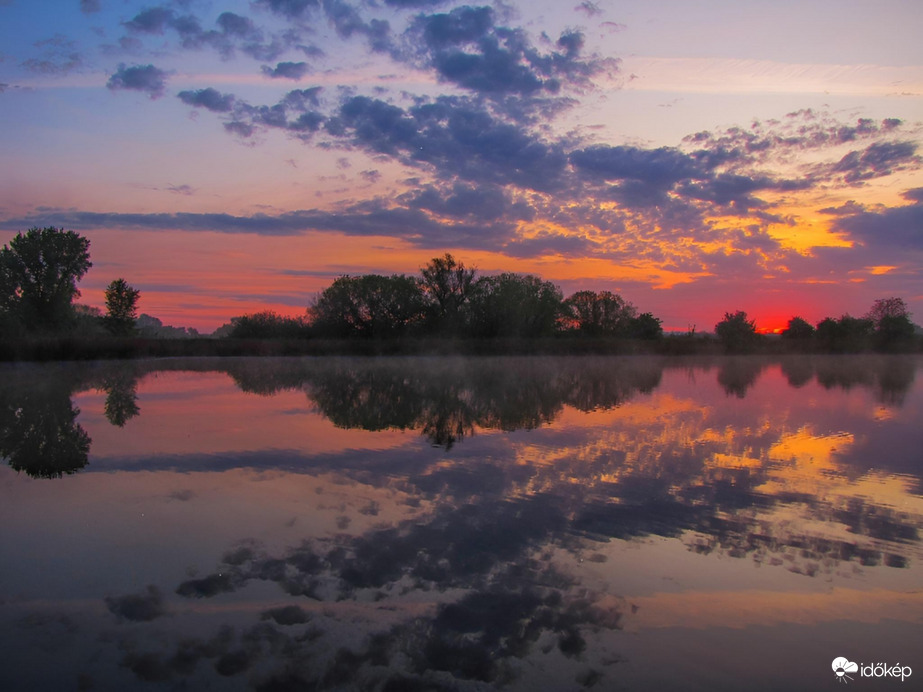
[2,334,920,361]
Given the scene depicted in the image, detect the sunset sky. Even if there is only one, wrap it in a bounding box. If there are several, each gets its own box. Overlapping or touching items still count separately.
[1,0,922,333]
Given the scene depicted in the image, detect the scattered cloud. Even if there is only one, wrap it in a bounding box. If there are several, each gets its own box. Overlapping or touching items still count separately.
[107,63,170,98]
[178,86,235,112]
[831,140,919,184]
[20,34,84,75]
[261,60,309,79]
[575,1,603,17]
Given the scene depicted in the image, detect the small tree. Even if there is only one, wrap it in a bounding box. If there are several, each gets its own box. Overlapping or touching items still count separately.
[0,227,92,331]
[781,316,815,340]
[627,312,663,340]
[865,297,914,350]
[228,310,310,339]
[866,297,909,325]
[714,310,759,352]
[104,278,140,335]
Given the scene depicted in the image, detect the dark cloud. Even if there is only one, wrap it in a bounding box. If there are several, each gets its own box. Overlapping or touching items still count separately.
[224,120,255,137]
[106,63,169,98]
[261,60,309,79]
[282,86,322,109]
[255,0,321,19]
[80,0,101,13]
[261,605,311,625]
[178,87,235,112]
[403,6,609,100]
[0,204,507,248]
[678,173,781,209]
[326,95,569,191]
[323,0,392,51]
[503,231,594,258]
[571,144,705,187]
[818,200,869,216]
[124,7,175,34]
[176,573,239,598]
[123,5,288,61]
[0,210,310,235]
[384,0,450,7]
[831,140,919,184]
[400,181,532,222]
[833,196,923,250]
[176,87,325,138]
[105,585,167,622]
[216,12,259,38]
[684,114,909,170]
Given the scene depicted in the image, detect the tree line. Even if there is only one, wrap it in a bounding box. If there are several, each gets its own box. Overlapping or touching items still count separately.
[714,299,916,353]
[1,227,918,354]
[230,253,663,340]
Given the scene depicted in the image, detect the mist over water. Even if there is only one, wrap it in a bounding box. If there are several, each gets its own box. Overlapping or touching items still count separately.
[1,355,921,690]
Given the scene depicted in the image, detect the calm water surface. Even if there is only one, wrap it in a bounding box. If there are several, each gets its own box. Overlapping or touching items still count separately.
[1,355,921,691]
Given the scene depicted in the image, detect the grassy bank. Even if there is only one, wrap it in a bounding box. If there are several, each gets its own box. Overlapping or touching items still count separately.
[1,334,919,361]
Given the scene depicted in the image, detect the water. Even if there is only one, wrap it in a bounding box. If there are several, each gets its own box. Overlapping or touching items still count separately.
[1,355,921,691]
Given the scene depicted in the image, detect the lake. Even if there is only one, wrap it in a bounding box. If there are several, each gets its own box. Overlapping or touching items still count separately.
[1,355,921,691]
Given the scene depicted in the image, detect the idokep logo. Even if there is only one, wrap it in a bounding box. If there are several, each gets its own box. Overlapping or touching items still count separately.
[832,657,913,683]
[833,658,859,683]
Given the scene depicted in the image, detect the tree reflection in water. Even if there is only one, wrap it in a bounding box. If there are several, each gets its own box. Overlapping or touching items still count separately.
[1,355,921,689]
[0,366,90,478]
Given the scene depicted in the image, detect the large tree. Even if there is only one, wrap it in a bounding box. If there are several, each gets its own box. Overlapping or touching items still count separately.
[0,227,92,331]
[468,273,564,338]
[565,290,637,336]
[419,254,477,335]
[311,274,426,338]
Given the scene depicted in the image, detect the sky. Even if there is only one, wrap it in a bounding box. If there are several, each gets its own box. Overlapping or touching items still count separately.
[1,0,922,334]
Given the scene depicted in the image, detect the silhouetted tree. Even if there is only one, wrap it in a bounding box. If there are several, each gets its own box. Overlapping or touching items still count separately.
[468,273,564,337]
[420,254,477,335]
[865,297,915,350]
[816,315,874,352]
[0,227,92,331]
[866,297,909,325]
[627,312,664,340]
[781,316,815,340]
[228,310,310,339]
[311,274,426,338]
[714,310,759,352]
[564,290,637,336]
[875,314,915,350]
[104,278,140,335]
